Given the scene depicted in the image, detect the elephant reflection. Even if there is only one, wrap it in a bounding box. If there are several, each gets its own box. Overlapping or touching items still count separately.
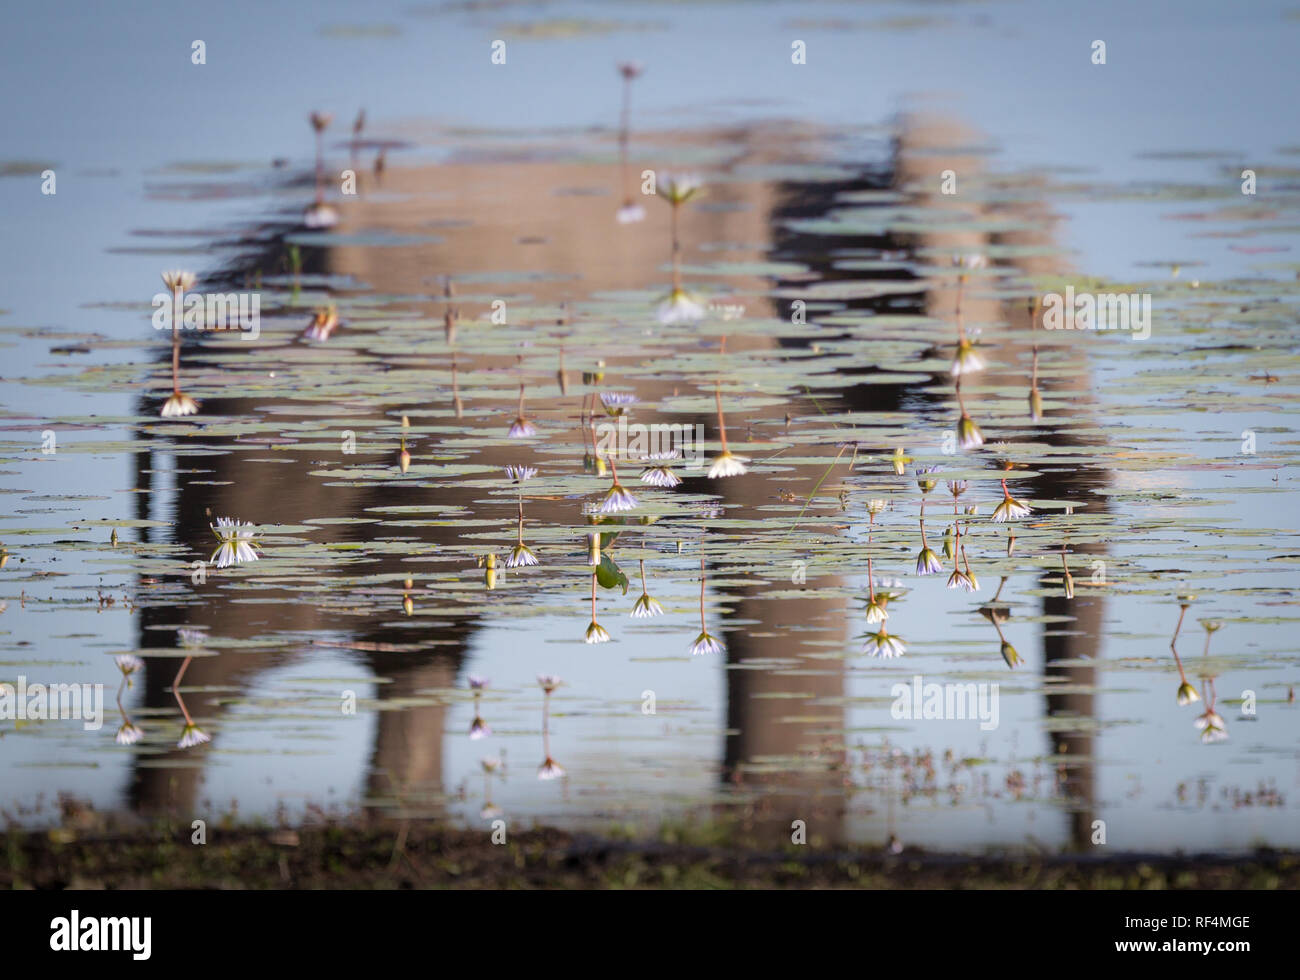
[130,113,1105,849]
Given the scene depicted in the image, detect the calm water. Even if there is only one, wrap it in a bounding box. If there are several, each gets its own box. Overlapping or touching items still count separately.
[1,0,1298,853]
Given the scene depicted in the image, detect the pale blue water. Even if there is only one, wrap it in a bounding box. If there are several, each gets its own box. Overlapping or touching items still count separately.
[1,0,1297,852]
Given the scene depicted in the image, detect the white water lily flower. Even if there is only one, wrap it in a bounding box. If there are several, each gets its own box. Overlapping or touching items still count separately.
[537,757,566,780]
[161,270,196,293]
[1195,709,1228,743]
[303,200,339,229]
[947,569,978,593]
[115,721,144,745]
[506,543,540,568]
[115,654,144,677]
[657,288,705,325]
[161,392,200,418]
[584,621,611,644]
[639,464,681,488]
[957,412,984,450]
[537,674,562,694]
[504,465,537,482]
[209,518,260,568]
[469,714,491,740]
[992,494,1032,523]
[862,628,906,659]
[506,416,537,438]
[631,593,665,618]
[599,392,638,416]
[707,451,748,479]
[660,173,703,204]
[951,340,985,377]
[177,723,210,749]
[690,630,724,656]
[616,202,646,224]
[303,307,339,341]
[596,481,638,513]
[915,547,943,576]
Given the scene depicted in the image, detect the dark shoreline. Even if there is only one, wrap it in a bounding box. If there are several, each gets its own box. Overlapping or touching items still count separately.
[5,822,1295,889]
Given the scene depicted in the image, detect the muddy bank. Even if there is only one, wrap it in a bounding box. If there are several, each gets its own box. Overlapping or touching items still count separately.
[4,822,1295,889]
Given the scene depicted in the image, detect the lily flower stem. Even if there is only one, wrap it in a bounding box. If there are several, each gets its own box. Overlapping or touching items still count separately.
[699,555,706,632]
[172,655,194,726]
[1171,605,1188,646]
[1171,642,1190,683]
[171,287,182,394]
[314,130,324,198]
[671,202,681,293]
[619,79,632,201]
[715,385,728,453]
[639,558,648,593]
[451,356,462,418]
[542,692,551,759]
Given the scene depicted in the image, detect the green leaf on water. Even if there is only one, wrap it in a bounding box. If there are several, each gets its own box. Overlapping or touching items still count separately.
[596,554,629,595]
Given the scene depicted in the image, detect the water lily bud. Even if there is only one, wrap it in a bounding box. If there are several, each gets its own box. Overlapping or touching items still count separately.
[1001,640,1022,668]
